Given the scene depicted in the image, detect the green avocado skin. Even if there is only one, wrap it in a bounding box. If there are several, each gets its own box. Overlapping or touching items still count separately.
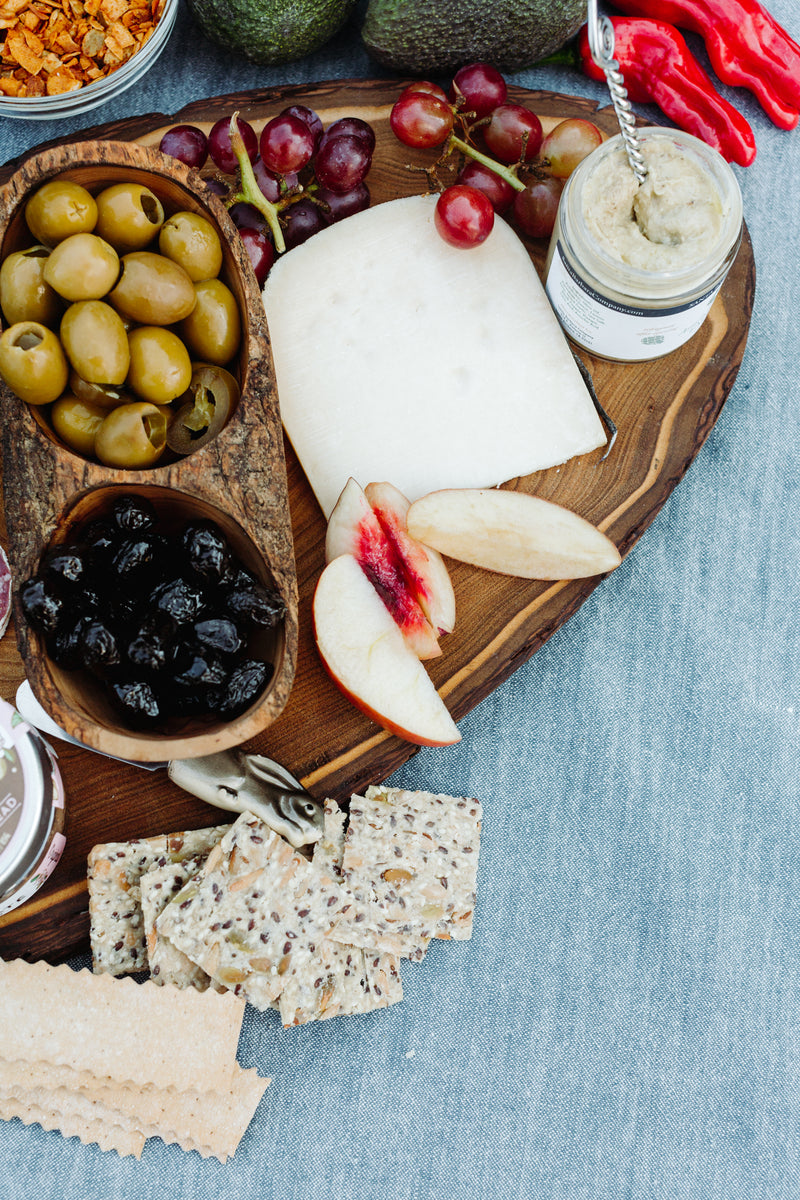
[187,0,357,64]
[361,0,585,74]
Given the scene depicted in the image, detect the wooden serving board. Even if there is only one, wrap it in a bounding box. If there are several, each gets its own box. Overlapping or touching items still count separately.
[0,79,755,962]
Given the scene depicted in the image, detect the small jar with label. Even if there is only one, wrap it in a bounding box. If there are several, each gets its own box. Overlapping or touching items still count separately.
[0,697,66,917]
[545,127,743,362]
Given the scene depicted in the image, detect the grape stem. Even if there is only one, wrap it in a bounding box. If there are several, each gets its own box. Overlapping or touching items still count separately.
[448,134,526,192]
[228,112,287,254]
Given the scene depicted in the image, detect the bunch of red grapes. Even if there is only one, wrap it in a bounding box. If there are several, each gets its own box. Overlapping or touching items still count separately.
[159,107,376,283]
[389,62,604,249]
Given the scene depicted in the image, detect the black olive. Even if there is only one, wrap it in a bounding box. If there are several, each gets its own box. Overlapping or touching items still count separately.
[82,519,118,561]
[111,679,161,725]
[151,577,208,625]
[181,520,231,584]
[40,547,91,594]
[193,616,243,658]
[111,494,157,535]
[19,577,63,635]
[81,618,121,675]
[216,658,273,719]
[169,638,228,690]
[223,581,286,629]
[111,533,168,588]
[47,612,94,669]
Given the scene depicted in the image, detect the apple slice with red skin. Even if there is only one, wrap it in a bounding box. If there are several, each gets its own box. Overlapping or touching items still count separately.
[364,480,456,636]
[313,553,461,747]
[326,477,441,660]
[407,489,622,579]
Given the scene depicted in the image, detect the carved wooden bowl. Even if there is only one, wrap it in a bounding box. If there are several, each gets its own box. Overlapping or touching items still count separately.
[0,140,298,762]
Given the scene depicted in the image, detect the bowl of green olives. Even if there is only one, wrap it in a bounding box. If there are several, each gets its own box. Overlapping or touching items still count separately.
[0,140,298,760]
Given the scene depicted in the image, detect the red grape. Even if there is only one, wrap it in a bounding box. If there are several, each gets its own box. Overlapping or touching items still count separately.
[483,103,543,164]
[203,177,228,198]
[434,185,494,249]
[316,183,371,224]
[282,199,326,248]
[511,176,563,238]
[260,113,316,175]
[313,134,372,194]
[400,80,448,103]
[450,62,507,120]
[320,117,376,156]
[541,119,603,178]
[239,226,275,285]
[208,116,257,173]
[159,124,208,169]
[253,158,299,203]
[281,104,323,150]
[455,161,515,214]
[229,201,267,232]
[390,91,454,149]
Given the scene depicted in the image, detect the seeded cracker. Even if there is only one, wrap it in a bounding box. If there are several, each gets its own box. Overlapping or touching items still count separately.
[156,812,350,1011]
[329,788,482,961]
[278,801,403,1027]
[87,825,229,975]
[141,857,223,992]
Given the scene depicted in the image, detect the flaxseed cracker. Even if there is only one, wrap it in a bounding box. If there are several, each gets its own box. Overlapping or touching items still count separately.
[278,801,403,1027]
[329,788,482,961]
[140,857,222,992]
[87,824,229,975]
[156,812,350,1011]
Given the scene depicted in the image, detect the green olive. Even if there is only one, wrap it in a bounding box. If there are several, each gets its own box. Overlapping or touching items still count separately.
[51,394,106,455]
[109,252,196,325]
[25,181,98,246]
[127,326,192,404]
[158,212,223,282]
[68,370,131,409]
[0,321,68,405]
[0,245,62,326]
[42,233,120,301]
[94,401,168,468]
[60,301,130,385]
[167,362,239,455]
[94,183,165,253]
[180,278,241,365]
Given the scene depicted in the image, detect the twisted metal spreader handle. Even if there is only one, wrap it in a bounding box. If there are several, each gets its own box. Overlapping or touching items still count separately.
[587,0,648,184]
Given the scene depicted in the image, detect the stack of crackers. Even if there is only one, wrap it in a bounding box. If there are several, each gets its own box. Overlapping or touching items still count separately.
[0,958,267,1159]
[88,787,483,1027]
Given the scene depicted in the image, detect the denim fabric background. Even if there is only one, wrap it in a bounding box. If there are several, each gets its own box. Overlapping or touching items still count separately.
[2,2,799,1196]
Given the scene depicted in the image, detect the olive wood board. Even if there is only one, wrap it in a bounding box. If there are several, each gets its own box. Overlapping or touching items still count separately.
[0,79,755,962]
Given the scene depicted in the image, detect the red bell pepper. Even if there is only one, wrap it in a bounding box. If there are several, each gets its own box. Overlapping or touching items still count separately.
[578,18,757,166]
[612,0,800,130]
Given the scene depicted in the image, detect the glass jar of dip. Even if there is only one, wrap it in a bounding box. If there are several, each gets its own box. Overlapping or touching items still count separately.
[545,127,743,362]
[0,697,66,917]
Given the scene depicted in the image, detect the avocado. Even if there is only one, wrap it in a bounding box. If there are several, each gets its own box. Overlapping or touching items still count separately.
[187,0,357,65]
[361,0,586,75]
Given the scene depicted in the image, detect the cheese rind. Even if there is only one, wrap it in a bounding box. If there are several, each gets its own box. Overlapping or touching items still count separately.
[263,193,605,518]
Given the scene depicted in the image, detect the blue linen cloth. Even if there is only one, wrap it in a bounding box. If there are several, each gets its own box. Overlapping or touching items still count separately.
[2,2,800,1196]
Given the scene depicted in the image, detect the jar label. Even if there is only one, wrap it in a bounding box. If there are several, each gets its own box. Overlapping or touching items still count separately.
[0,831,66,917]
[545,243,722,361]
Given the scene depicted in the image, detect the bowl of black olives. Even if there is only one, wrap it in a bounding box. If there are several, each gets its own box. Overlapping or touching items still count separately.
[0,141,297,760]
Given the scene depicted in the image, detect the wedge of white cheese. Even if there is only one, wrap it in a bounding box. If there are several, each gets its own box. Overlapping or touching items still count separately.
[262,193,605,518]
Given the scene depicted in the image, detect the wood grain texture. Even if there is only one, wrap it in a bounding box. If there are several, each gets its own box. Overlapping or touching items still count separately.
[0,79,755,961]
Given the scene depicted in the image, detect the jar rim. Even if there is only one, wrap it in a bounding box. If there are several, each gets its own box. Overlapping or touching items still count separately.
[561,127,744,298]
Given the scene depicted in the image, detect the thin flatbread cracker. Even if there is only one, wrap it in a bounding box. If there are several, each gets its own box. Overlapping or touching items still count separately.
[156,813,350,1011]
[329,788,482,960]
[88,825,229,975]
[141,858,222,992]
[0,958,245,1093]
[0,1098,145,1159]
[278,801,403,1027]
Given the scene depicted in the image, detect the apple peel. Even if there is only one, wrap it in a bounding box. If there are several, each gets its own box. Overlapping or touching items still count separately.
[406,489,622,580]
[312,554,460,747]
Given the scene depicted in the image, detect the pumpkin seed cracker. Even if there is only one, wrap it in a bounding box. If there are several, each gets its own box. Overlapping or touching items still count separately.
[87,824,229,976]
[329,788,482,960]
[140,857,223,993]
[156,812,350,1011]
[278,801,403,1027]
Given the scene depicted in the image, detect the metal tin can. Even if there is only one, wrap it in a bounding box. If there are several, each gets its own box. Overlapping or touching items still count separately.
[0,697,66,917]
[545,128,744,362]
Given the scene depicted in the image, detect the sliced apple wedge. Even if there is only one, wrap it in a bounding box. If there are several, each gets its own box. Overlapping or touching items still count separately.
[406,489,622,580]
[313,554,461,747]
[364,480,456,636]
[326,477,441,660]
